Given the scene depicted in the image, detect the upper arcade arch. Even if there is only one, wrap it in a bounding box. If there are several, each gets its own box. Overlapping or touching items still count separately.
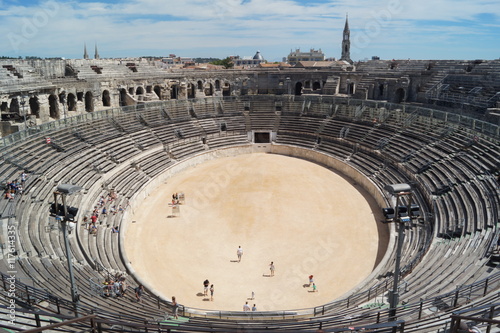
[85,91,94,112]
[67,93,76,111]
[102,90,111,107]
[48,94,59,119]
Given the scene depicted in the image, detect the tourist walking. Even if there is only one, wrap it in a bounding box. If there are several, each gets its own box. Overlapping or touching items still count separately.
[237,246,243,262]
[269,261,275,277]
[210,284,214,301]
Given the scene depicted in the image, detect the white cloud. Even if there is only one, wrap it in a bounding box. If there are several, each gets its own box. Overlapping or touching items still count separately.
[0,0,498,60]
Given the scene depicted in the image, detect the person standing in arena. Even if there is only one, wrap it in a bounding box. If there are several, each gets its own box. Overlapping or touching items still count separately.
[243,301,250,311]
[269,261,275,277]
[237,246,243,262]
[203,279,210,296]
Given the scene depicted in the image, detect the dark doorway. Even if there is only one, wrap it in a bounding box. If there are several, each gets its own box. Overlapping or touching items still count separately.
[67,94,76,111]
[215,80,221,90]
[119,88,127,106]
[136,86,144,95]
[379,84,384,97]
[49,94,59,119]
[10,98,19,114]
[254,132,270,143]
[395,88,405,103]
[154,85,162,100]
[295,82,303,96]
[102,90,111,107]
[171,85,179,99]
[188,84,195,99]
[348,82,355,94]
[312,82,321,91]
[85,91,94,112]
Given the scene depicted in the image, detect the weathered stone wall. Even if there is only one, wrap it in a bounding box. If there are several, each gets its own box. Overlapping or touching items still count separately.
[1,58,498,137]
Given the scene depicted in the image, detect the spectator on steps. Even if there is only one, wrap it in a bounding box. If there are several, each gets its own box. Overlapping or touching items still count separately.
[135,285,144,303]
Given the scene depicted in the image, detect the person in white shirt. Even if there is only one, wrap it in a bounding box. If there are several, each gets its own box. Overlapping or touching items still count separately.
[237,246,243,262]
[243,302,250,311]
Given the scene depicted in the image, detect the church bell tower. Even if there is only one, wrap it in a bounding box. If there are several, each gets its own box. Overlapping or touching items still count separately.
[340,14,352,63]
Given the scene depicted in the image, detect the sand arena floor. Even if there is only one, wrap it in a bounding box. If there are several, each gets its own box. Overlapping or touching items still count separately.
[124,153,388,312]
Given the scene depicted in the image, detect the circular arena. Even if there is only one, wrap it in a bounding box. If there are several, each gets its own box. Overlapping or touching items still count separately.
[1,92,500,330]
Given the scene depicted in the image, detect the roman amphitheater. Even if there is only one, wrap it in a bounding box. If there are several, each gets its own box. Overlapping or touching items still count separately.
[0,56,499,332]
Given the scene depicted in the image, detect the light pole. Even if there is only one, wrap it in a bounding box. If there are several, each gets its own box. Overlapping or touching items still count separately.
[19,95,28,130]
[53,184,83,307]
[382,183,419,321]
[60,92,67,122]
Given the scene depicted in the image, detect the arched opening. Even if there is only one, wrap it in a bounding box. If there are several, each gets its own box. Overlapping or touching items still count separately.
[304,81,311,89]
[119,88,127,106]
[312,82,321,91]
[29,96,40,118]
[1,102,8,112]
[9,98,20,115]
[197,81,203,90]
[85,91,94,112]
[77,92,84,101]
[295,82,303,96]
[67,93,76,111]
[136,86,144,95]
[128,87,134,95]
[154,85,162,100]
[170,85,179,100]
[222,83,231,97]
[102,90,111,107]
[48,94,59,119]
[394,88,405,103]
[188,84,196,99]
[146,86,153,94]
[205,83,214,96]
[215,80,221,90]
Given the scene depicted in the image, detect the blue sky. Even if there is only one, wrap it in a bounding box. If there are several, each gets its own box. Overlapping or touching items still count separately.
[0,0,499,61]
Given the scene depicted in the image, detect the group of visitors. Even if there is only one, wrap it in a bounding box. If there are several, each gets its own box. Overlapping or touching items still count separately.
[171,192,181,205]
[85,192,125,236]
[2,172,26,200]
[103,273,128,298]
[203,279,214,301]
[243,301,257,312]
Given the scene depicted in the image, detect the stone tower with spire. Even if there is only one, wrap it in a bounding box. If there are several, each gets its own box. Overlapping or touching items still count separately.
[83,43,89,59]
[94,43,100,59]
[340,14,352,63]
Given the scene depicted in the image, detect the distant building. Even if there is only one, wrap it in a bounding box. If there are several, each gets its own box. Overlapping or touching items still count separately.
[160,55,195,68]
[287,48,325,66]
[232,51,266,68]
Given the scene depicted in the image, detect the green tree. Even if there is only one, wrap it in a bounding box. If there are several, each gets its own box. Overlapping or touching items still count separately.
[210,57,234,69]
